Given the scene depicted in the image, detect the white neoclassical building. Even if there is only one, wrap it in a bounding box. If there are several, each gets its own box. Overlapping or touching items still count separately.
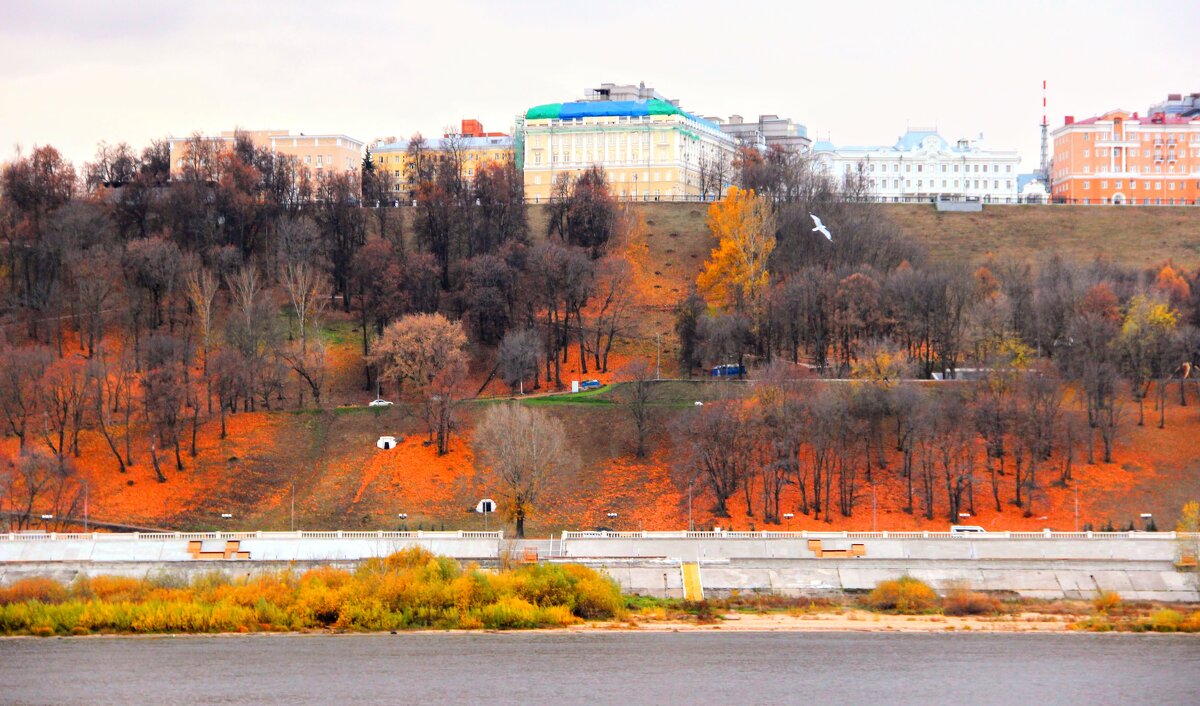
[811,129,1021,202]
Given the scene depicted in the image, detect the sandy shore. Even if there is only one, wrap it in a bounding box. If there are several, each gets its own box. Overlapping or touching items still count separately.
[0,612,1131,639]
[613,611,1081,633]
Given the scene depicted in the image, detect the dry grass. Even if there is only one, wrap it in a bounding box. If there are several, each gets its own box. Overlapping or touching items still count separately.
[0,549,624,636]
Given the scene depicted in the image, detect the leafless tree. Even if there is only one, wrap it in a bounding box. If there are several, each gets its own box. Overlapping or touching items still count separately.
[498,328,540,394]
[0,344,51,451]
[473,403,578,538]
[618,360,657,458]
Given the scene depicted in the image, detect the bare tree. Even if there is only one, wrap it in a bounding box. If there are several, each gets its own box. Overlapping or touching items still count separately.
[0,344,51,451]
[281,260,330,406]
[473,403,578,538]
[498,328,540,395]
[3,449,82,531]
[617,360,657,458]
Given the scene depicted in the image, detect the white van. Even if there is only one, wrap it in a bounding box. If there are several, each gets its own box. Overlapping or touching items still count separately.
[950,525,986,535]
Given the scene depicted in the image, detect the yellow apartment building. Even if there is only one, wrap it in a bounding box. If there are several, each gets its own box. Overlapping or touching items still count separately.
[168,129,365,177]
[519,98,738,202]
[371,120,515,197]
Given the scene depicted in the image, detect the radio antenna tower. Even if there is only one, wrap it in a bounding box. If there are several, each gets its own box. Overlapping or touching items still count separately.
[1040,80,1050,185]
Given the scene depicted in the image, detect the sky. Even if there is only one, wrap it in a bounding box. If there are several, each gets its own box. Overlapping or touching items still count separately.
[2,0,1198,171]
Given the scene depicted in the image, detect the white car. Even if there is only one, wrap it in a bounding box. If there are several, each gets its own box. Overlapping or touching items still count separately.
[368,399,394,408]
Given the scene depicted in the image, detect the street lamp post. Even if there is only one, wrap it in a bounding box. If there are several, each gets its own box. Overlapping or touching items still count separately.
[783,512,794,531]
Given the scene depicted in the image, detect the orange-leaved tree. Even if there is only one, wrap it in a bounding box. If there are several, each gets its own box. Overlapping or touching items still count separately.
[370,313,468,454]
[696,186,776,319]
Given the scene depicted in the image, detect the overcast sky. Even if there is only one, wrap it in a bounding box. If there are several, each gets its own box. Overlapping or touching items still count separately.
[2,0,1197,170]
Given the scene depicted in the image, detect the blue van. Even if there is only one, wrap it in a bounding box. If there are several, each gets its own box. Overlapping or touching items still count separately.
[710,364,745,378]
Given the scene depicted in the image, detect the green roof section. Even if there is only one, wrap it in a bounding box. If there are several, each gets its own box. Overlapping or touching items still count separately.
[525,102,564,120]
[524,99,690,121]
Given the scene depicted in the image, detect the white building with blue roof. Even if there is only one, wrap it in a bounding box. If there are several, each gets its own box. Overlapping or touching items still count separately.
[811,128,1020,202]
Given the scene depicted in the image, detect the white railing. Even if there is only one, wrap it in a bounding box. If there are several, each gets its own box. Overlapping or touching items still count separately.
[558,530,1196,541]
[1,530,504,542]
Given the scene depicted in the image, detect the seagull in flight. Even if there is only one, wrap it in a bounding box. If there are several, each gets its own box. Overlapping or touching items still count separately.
[810,213,832,241]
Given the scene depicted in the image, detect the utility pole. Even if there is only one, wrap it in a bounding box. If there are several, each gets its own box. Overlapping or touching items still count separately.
[1040,79,1051,194]
[290,481,295,532]
[1074,486,1080,532]
[83,480,89,532]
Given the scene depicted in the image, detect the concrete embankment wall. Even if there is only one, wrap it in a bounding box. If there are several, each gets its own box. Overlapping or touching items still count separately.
[559,533,1200,601]
[3,531,1197,602]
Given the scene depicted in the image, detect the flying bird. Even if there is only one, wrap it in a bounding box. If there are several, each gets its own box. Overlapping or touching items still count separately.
[810,213,832,241]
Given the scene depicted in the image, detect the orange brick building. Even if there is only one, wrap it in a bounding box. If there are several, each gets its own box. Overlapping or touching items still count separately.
[1051,94,1200,205]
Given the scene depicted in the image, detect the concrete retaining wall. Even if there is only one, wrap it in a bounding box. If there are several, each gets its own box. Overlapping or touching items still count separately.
[581,558,1199,602]
[4,531,1197,602]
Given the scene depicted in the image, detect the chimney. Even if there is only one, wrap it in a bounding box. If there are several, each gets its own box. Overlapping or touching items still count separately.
[1064,115,1075,125]
[729,114,744,124]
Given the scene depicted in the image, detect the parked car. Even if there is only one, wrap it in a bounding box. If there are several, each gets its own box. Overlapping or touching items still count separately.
[950,525,986,535]
[579,379,602,391]
[711,363,745,378]
[368,398,394,407]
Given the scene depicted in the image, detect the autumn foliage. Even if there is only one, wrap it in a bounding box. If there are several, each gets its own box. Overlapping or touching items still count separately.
[0,548,624,635]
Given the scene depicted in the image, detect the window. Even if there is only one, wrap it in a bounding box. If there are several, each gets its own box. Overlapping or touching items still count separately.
[1083,181,1090,189]
[1101,180,1108,188]
[1083,150,1090,157]
[1115,181,1122,188]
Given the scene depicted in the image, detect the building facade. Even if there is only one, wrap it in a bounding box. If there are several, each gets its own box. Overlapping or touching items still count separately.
[811,129,1021,201]
[1051,95,1200,205]
[706,114,811,153]
[168,130,364,176]
[520,97,738,201]
[370,119,514,196]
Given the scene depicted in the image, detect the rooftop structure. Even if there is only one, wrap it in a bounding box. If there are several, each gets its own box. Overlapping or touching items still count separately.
[582,81,676,105]
[705,114,811,153]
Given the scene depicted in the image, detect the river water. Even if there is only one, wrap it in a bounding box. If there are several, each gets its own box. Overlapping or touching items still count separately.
[2,631,1197,705]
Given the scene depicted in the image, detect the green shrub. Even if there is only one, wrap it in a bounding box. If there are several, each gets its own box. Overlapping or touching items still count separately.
[863,576,939,614]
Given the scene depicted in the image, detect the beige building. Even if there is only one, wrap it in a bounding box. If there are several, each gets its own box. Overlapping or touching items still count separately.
[520,86,738,201]
[371,120,514,197]
[168,129,365,176]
